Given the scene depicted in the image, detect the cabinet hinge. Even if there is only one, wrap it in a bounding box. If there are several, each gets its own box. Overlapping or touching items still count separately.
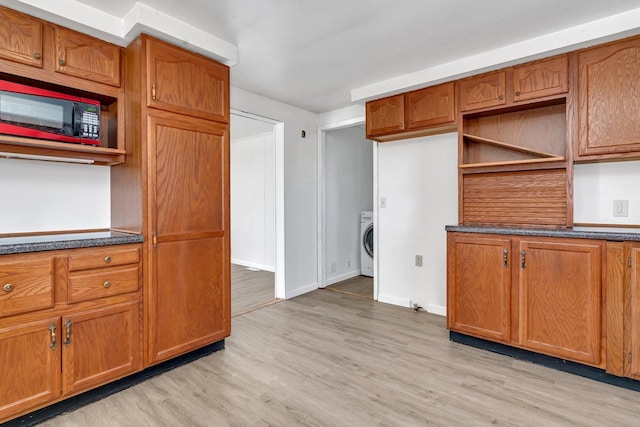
[629,257,633,268]
[152,232,157,248]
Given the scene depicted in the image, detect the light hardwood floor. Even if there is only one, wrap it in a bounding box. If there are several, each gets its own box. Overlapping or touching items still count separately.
[231,264,276,315]
[327,275,373,298]
[41,290,640,426]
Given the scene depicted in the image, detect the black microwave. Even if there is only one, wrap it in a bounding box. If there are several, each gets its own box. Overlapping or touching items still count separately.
[0,79,100,145]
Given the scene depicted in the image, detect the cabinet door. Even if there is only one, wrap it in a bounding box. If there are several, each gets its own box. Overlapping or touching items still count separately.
[459,71,506,111]
[0,254,54,317]
[62,301,141,395]
[578,36,640,157]
[513,55,568,102]
[0,318,61,422]
[147,111,230,364]
[447,234,511,342]
[54,26,121,87]
[0,6,43,68]
[627,243,640,379]
[366,95,405,137]
[146,37,229,123]
[406,82,455,129]
[519,239,602,365]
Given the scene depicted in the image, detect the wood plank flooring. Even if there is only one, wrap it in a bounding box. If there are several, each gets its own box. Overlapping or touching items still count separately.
[326,274,373,298]
[40,290,640,426]
[231,264,275,315]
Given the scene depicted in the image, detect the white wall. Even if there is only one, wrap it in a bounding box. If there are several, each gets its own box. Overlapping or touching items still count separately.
[231,87,318,299]
[377,133,458,314]
[230,130,276,271]
[574,161,640,225]
[324,126,373,284]
[0,158,110,233]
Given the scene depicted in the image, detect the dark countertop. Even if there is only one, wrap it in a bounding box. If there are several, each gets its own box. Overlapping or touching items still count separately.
[0,230,144,255]
[445,225,640,242]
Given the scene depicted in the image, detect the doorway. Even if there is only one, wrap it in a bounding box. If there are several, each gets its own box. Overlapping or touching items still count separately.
[318,121,377,300]
[230,111,284,315]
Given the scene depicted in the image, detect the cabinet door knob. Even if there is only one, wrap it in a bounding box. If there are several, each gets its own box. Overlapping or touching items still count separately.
[58,59,66,66]
[3,283,13,292]
[103,281,111,288]
[104,256,112,264]
[33,52,41,60]
[515,91,521,96]
[498,95,504,101]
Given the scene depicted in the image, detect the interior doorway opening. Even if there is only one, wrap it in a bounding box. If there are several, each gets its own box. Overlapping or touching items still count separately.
[230,110,284,315]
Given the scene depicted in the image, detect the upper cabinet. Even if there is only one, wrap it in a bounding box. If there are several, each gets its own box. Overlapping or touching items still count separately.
[459,71,506,112]
[366,94,405,138]
[0,7,43,68]
[366,83,457,141]
[406,82,455,129]
[577,35,640,159]
[146,37,229,123]
[460,55,568,112]
[54,27,121,87]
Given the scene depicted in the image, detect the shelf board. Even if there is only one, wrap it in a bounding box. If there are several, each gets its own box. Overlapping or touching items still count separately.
[0,135,125,166]
[460,157,566,169]
[463,133,561,159]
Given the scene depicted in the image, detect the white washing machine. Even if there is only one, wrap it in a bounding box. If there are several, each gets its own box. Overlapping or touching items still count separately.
[360,211,374,277]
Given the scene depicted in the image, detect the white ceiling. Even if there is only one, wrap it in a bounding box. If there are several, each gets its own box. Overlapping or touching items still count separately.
[22,0,640,113]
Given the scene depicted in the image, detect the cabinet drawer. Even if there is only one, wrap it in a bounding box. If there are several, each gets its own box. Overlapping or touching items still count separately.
[0,256,54,317]
[68,246,140,272]
[68,265,139,303]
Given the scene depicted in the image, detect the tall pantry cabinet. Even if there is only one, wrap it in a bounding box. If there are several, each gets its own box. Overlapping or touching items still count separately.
[112,34,230,366]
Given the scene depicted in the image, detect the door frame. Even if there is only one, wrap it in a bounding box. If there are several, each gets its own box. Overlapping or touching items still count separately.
[230,109,285,299]
[317,117,378,300]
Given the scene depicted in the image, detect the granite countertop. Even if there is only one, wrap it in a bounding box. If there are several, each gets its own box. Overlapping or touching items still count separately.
[0,230,144,255]
[445,225,640,242]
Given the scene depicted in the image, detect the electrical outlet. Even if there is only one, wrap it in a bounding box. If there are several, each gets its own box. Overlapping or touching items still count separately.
[347,260,352,268]
[330,262,337,273]
[614,200,629,217]
[415,255,423,267]
[380,197,387,208]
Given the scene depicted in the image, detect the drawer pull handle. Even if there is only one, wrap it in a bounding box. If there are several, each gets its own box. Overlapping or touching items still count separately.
[103,281,111,288]
[521,250,527,269]
[3,283,13,292]
[64,319,72,346]
[152,84,157,100]
[503,249,509,268]
[104,256,112,264]
[49,324,57,350]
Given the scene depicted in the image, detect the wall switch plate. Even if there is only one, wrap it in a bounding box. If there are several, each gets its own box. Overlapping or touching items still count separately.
[415,255,423,267]
[614,200,629,217]
[380,197,387,208]
[330,262,337,273]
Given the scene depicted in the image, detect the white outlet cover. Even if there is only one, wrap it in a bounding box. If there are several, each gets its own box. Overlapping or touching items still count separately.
[613,200,629,217]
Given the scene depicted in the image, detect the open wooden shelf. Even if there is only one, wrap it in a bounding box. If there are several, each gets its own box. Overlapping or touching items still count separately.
[0,135,125,165]
[462,134,563,159]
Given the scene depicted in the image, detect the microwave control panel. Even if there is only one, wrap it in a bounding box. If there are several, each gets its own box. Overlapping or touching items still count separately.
[78,104,100,140]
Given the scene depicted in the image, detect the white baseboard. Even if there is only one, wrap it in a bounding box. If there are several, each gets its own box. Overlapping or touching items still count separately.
[377,294,411,308]
[285,282,318,299]
[427,304,446,317]
[231,259,276,273]
[323,269,361,287]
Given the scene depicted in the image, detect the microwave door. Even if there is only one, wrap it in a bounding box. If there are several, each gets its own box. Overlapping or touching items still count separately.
[0,91,71,135]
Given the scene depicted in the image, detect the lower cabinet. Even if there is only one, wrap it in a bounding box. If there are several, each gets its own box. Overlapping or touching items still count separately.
[0,244,142,423]
[626,243,640,379]
[447,232,604,367]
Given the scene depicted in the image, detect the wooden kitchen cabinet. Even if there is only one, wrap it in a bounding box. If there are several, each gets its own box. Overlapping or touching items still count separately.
[62,301,141,395]
[512,55,568,103]
[0,317,61,422]
[0,253,54,317]
[406,82,455,129]
[0,6,43,68]
[626,243,640,379]
[366,94,405,138]
[147,111,229,364]
[518,239,603,365]
[448,232,604,367]
[447,234,511,343]
[117,34,230,367]
[54,26,121,87]
[577,35,640,158]
[459,71,506,112]
[146,37,229,123]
